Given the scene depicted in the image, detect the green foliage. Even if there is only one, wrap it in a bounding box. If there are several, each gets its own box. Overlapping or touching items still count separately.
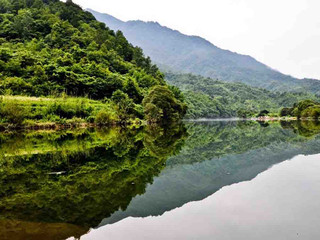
[282,100,320,119]
[95,109,113,125]
[257,110,270,117]
[165,73,320,118]
[0,1,163,98]
[0,100,26,124]
[0,0,186,125]
[237,108,256,118]
[143,85,187,123]
[0,95,115,126]
[280,107,293,117]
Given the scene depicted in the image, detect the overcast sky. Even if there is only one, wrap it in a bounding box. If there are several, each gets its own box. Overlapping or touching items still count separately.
[71,0,320,79]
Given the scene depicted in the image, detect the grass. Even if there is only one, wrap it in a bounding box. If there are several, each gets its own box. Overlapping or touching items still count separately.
[0,95,123,129]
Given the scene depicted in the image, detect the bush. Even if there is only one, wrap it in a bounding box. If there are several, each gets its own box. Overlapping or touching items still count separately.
[0,101,26,125]
[66,117,84,127]
[280,107,293,117]
[142,85,187,123]
[257,110,269,117]
[95,110,112,126]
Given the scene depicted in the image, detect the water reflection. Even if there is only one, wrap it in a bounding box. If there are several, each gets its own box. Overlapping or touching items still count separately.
[0,125,187,240]
[98,120,320,227]
[83,154,320,240]
[0,121,320,239]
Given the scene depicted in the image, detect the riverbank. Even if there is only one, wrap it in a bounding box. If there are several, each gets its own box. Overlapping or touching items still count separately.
[184,117,298,122]
[0,95,146,130]
[253,116,298,121]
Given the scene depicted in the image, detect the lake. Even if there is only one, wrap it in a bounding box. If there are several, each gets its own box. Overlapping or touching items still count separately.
[1,120,320,240]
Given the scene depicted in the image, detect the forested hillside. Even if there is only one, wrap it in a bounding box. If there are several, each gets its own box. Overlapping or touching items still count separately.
[0,0,186,126]
[90,9,320,95]
[166,73,319,118]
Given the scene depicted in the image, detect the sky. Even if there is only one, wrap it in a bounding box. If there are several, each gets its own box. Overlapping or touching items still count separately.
[70,0,320,79]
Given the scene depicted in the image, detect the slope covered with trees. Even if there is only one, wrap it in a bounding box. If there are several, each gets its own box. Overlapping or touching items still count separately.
[0,0,186,125]
[165,73,319,118]
[89,9,320,95]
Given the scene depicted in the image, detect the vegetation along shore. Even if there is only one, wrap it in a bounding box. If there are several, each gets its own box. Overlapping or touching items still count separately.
[0,0,186,129]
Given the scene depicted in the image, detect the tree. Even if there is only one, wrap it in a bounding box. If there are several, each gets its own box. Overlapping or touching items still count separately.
[111,90,134,122]
[31,0,44,9]
[123,77,143,103]
[143,85,187,124]
[257,110,269,117]
[0,0,11,13]
[280,107,293,117]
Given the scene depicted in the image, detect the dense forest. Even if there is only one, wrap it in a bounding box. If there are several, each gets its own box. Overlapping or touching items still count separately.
[165,73,320,118]
[281,100,320,119]
[0,0,186,126]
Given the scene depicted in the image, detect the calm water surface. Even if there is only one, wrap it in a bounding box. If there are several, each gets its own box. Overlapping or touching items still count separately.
[1,120,320,239]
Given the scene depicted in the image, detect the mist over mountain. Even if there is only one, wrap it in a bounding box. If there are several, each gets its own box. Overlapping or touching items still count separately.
[89,9,320,95]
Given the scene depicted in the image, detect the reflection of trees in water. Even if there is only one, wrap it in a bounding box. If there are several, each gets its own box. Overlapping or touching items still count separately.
[168,120,320,166]
[0,219,88,240]
[0,125,187,240]
[99,120,320,228]
[280,120,320,137]
[1,120,319,239]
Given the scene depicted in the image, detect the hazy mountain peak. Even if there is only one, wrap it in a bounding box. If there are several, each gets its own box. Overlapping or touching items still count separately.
[89,9,320,94]
[86,8,124,26]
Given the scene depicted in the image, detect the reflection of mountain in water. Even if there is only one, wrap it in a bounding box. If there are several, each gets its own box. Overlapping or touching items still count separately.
[0,121,320,239]
[100,121,320,226]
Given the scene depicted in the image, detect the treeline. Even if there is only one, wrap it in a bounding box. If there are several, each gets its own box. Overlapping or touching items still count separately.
[0,0,186,125]
[281,100,320,119]
[165,73,319,118]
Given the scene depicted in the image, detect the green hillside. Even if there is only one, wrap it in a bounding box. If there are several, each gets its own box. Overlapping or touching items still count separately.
[165,73,319,118]
[0,0,186,126]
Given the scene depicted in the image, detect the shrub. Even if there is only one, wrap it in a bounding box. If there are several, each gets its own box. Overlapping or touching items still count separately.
[1,101,26,125]
[257,110,269,117]
[280,107,293,117]
[95,110,112,126]
[142,85,187,123]
[66,117,84,127]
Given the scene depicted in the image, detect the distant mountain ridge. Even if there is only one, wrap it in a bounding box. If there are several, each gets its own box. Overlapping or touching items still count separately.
[88,9,320,94]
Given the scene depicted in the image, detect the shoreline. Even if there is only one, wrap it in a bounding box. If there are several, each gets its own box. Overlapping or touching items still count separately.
[184,117,298,122]
[1,117,317,132]
[184,117,320,122]
[252,117,298,121]
[0,121,143,132]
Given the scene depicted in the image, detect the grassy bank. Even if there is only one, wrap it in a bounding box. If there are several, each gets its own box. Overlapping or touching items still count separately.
[0,95,144,130]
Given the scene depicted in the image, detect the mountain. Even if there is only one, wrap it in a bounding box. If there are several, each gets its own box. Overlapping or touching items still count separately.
[89,9,320,95]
